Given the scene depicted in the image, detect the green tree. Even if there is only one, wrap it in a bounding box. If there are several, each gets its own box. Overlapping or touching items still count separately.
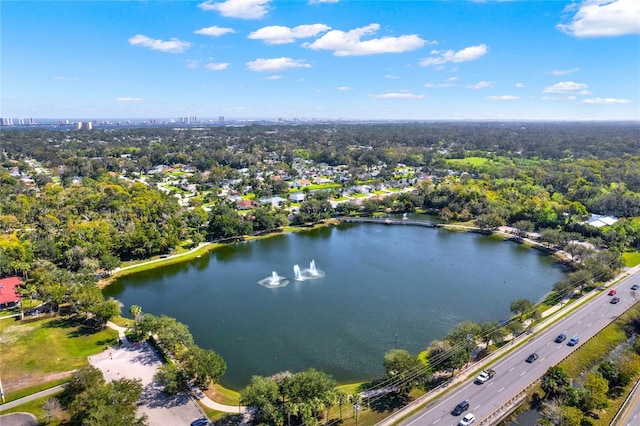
[90,297,122,328]
[129,304,143,321]
[560,405,583,426]
[510,299,534,321]
[181,346,227,388]
[581,372,609,412]
[240,375,281,425]
[154,363,189,395]
[68,377,147,426]
[383,349,423,394]
[541,366,571,399]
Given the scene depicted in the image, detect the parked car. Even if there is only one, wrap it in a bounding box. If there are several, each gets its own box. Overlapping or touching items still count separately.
[526,353,539,363]
[632,284,639,290]
[608,289,617,296]
[458,413,476,426]
[554,333,566,343]
[451,400,470,416]
[190,418,209,426]
[568,336,580,346]
[611,297,620,304]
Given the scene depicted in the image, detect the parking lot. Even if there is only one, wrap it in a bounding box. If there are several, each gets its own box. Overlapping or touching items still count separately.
[89,340,206,425]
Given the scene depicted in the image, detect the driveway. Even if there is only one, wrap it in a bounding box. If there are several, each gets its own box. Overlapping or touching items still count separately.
[89,341,205,425]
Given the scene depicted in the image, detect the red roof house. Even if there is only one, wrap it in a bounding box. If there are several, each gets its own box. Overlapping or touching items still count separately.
[0,276,22,309]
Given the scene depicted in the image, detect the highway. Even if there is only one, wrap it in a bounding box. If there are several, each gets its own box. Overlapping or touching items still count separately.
[399,269,640,426]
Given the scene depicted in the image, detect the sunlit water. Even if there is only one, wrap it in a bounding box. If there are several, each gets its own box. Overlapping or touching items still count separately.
[104,222,566,389]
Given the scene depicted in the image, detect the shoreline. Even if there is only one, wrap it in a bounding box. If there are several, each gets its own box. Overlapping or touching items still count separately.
[99,217,572,394]
[98,221,339,289]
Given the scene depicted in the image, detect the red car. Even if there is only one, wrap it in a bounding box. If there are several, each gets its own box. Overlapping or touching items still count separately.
[608,289,617,296]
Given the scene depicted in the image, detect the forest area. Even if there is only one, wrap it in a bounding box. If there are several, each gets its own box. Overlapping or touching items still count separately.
[1,121,640,425]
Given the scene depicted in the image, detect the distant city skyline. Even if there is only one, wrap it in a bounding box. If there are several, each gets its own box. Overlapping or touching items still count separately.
[2,0,639,121]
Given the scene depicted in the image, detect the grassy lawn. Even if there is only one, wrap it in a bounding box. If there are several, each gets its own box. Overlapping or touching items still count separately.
[622,250,640,267]
[205,383,241,406]
[446,157,489,167]
[0,393,69,425]
[0,316,118,399]
[558,304,639,377]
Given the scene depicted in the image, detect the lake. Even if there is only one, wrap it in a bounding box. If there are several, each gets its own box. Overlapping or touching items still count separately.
[103,222,566,389]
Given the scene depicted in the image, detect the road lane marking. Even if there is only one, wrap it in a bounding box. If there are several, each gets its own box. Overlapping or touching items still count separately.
[509,367,515,372]
[588,323,592,327]
[487,382,493,387]
[541,357,546,361]
[520,371,526,377]
[498,387,505,393]
[577,320,583,324]
[473,405,481,410]
[432,419,440,424]
[546,342,551,346]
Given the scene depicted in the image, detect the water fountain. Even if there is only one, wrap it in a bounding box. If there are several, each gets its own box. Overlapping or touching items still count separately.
[258,271,289,288]
[294,260,325,281]
[308,260,318,276]
[293,265,302,280]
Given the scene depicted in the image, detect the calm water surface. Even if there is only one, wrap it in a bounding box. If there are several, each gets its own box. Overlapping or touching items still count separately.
[104,223,566,389]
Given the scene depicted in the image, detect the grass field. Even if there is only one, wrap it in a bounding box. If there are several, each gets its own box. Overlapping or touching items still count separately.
[446,157,490,167]
[622,250,640,267]
[0,316,118,398]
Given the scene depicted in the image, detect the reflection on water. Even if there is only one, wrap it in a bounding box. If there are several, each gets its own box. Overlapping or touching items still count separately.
[104,221,566,389]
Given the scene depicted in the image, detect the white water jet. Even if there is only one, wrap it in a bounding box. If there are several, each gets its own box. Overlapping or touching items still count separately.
[295,259,325,281]
[309,260,318,276]
[258,270,289,288]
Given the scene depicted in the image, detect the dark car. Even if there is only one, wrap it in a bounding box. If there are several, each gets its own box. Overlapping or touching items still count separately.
[568,336,580,346]
[191,418,209,426]
[451,400,470,416]
[632,284,639,290]
[526,353,539,363]
[554,333,566,343]
[611,297,620,304]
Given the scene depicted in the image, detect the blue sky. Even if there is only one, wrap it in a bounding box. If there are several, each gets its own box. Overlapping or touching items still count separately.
[2,0,639,121]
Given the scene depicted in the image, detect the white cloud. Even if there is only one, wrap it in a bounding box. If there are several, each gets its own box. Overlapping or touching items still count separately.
[194,26,236,37]
[515,82,525,88]
[557,0,640,37]
[542,96,577,101]
[419,44,488,66]
[205,62,230,71]
[246,57,311,72]
[369,93,424,99]
[303,23,426,56]
[129,34,191,53]
[446,76,460,82]
[542,81,589,93]
[550,67,581,75]
[265,75,282,80]
[582,97,631,104]
[309,0,339,3]
[337,86,352,91]
[53,76,79,81]
[198,0,271,19]
[467,81,494,90]
[249,24,331,45]
[186,60,200,69]
[486,95,519,101]
[424,82,455,88]
[116,97,143,102]
[385,74,399,79]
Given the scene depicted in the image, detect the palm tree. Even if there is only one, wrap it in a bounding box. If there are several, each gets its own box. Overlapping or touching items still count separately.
[22,283,38,308]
